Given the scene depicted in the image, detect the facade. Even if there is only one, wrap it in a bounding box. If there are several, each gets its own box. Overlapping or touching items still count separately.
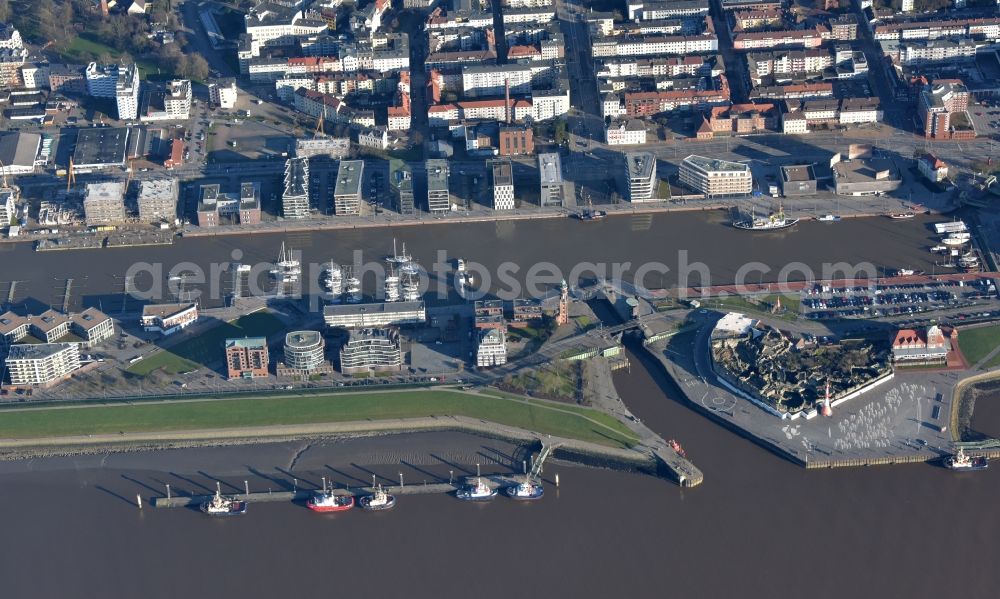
[0,188,14,225]
[390,159,416,215]
[136,179,179,223]
[334,160,364,216]
[115,63,140,120]
[5,343,81,387]
[625,152,657,202]
[197,182,262,227]
[498,124,534,156]
[283,330,326,371]
[475,300,505,329]
[295,136,350,158]
[225,337,269,379]
[918,154,948,183]
[606,119,648,145]
[140,79,192,121]
[779,165,817,197]
[491,159,515,210]
[85,62,118,98]
[282,157,310,219]
[679,155,752,198]
[476,328,507,367]
[538,153,565,207]
[83,181,127,226]
[140,303,198,336]
[209,78,238,108]
[323,301,426,329]
[0,308,114,350]
[339,328,402,374]
[426,159,451,212]
[831,147,902,196]
[891,326,950,364]
[918,82,970,140]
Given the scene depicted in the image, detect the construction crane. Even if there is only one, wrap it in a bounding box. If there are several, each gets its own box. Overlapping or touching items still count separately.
[315,113,325,137]
[66,157,76,192]
[126,157,136,187]
[0,159,8,189]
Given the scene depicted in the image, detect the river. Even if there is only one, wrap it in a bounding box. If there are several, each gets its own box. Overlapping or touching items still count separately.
[1,349,998,598]
[1,212,948,312]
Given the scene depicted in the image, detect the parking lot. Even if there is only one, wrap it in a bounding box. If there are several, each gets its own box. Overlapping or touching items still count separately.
[800,278,999,321]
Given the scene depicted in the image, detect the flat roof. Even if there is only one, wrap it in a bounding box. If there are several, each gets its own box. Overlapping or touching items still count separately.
[781,165,816,182]
[538,152,562,185]
[833,157,898,183]
[73,127,130,168]
[226,337,267,349]
[7,343,76,360]
[284,157,308,197]
[138,179,178,201]
[334,160,363,197]
[324,301,426,318]
[426,159,449,191]
[682,154,749,174]
[0,131,40,168]
[625,151,656,180]
[491,160,513,187]
[285,330,322,348]
[142,303,196,319]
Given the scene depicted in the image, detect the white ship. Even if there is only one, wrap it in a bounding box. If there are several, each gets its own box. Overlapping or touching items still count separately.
[384,269,401,302]
[343,267,362,303]
[456,259,474,300]
[386,239,412,265]
[269,242,301,283]
[732,204,798,231]
[321,261,343,298]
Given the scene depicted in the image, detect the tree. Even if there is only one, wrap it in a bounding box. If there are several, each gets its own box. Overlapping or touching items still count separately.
[0,0,10,22]
[186,54,210,81]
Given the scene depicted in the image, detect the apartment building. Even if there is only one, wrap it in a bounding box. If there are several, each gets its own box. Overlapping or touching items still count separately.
[390,159,416,215]
[491,159,515,210]
[209,78,238,108]
[5,343,81,386]
[538,153,565,207]
[476,328,507,367]
[334,160,364,216]
[225,337,269,379]
[196,182,262,227]
[82,181,126,226]
[591,34,718,57]
[140,303,199,336]
[115,63,140,120]
[733,28,825,50]
[323,301,426,328]
[426,159,451,212]
[282,157,310,219]
[625,152,657,202]
[918,81,970,139]
[606,119,648,145]
[136,179,179,223]
[339,328,402,374]
[679,155,752,198]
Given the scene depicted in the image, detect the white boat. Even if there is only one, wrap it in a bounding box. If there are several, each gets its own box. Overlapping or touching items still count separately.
[930,245,948,253]
[270,242,301,283]
[944,447,988,471]
[887,212,915,220]
[504,479,544,501]
[456,259,474,300]
[959,252,981,271]
[321,261,343,296]
[386,239,412,265]
[732,204,799,231]
[384,271,401,302]
[943,231,971,242]
[344,274,362,303]
[200,482,247,516]
[359,484,397,511]
[943,236,968,247]
[816,214,841,222]
[894,268,917,277]
[934,220,967,235]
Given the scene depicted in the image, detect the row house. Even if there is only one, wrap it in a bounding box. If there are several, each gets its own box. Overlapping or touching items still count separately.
[873,17,1000,41]
[749,81,834,100]
[695,102,777,138]
[731,9,784,32]
[597,55,722,79]
[591,34,719,57]
[747,48,833,83]
[733,27,826,50]
[624,78,730,116]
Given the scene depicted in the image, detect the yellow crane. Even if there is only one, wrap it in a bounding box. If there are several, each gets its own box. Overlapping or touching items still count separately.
[67,157,76,192]
[315,113,325,136]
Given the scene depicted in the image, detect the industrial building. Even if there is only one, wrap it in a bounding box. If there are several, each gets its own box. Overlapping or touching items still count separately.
[679,155,752,198]
[476,328,507,367]
[491,159,515,210]
[334,160,364,216]
[0,131,40,175]
[339,328,403,374]
[136,178,179,222]
[538,153,565,207]
[4,343,81,387]
[225,337,270,379]
[779,165,817,197]
[140,303,198,336]
[72,127,130,171]
[323,301,426,329]
[426,159,450,212]
[282,157,310,219]
[82,181,127,226]
[625,151,657,202]
[390,159,415,215]
[831,146,901,196]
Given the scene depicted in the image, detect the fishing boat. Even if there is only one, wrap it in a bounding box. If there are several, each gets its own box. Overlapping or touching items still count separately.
[887,212,915,220]
[504,479,544,501]
[456,476,498,502]
[944,447,988,471]
[307,479,355,513]
[816,214,841,222]
[359,484,397,511]
[200,482,248,516]
[732,204,799,231]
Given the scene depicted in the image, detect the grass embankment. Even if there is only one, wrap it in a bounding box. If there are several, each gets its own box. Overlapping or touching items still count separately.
[0,390,641,449]
[705,294,800,321]
[958,324,1000,367]
[127,312,285,376]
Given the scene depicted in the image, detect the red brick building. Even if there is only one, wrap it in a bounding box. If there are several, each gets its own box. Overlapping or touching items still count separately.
[226,337,269,379]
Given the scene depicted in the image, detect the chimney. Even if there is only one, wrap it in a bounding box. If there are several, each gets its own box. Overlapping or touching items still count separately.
[505,78,511,124]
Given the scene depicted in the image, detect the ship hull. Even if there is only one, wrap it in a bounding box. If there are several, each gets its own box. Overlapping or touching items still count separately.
[732,219,799,231]
[359,495,396,511]
[504,486,544,501]
[945,457,989,471]
[200,501,248,516]
[456,488,498,502]
[307,496,355,513]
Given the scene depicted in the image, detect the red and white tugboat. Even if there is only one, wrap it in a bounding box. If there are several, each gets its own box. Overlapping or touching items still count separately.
[359,484,397,511]
[944,447,989,472]
[668,439,687,459]
[200,482,248,516]
[307,477,355,513]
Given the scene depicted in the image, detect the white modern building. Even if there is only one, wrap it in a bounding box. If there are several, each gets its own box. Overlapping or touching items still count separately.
[679,155,752,198]
[115,63,141,120]
[209,78,238,108]
[538,153,565,207]
[323,301,427,329]
[476,328,507,367]
[282,157,310,219]
[606,119,647,145]
[334,160,364,216]
[625,152,657,202]
[141,79,191,121]
[140,303,199,336]
[85,62,118,98]
[5,343,81,386]
[491,159,515,210]
[426,159,451,212]
[339,328,402,374]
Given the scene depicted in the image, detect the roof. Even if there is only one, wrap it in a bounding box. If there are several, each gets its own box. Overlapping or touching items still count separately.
[427,159,449,191]
[73,127,130,168]
[781,165,816,182]
[626,151,656,180]
[334,160,364,197]
[226,337,267,349]
[0,131,40,168]
[6,343,76,360]
[682,155,749,173]
[70,307,111,331]
[285,330,322,348]
[323,301,426,318]
[491,159,513,187]
[538,153,562,185]
[142,303,196,319]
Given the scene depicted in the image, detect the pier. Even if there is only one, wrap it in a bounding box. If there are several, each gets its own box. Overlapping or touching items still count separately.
[151,482,470,509]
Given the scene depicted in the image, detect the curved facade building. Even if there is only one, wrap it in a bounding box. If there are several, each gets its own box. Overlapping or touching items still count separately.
[283,330,325,371]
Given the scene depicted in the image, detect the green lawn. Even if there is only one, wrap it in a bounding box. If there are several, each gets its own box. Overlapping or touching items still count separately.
[0,390,640,448]
[959,324,1000,366]
[706,294,799,321]
[127,311,285,376]
[56,35,162,78]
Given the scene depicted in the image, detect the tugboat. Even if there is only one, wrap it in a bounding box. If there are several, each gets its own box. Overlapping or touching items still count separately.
[456,465,498,502]
[667,439,687,459]
[306,478,355,513]
[200,482,248,516]
[944,447,988,471]
[359,484,397,511]
[578,210,607,221]
[816,214,841,222]
[504,478,544,501]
